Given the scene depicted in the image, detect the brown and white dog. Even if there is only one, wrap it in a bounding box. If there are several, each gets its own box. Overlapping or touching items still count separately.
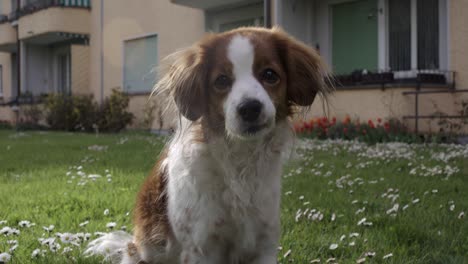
[86,27,329,264]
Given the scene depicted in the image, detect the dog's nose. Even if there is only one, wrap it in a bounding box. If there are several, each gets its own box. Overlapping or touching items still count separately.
[237,99,263,122]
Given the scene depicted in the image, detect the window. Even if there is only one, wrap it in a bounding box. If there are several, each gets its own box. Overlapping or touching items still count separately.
[388,0,411,71]
[206,3,264,33]
[57,53,71,95]
[123,34,158,93]
[417,0,439,70]
[387,0,442,71]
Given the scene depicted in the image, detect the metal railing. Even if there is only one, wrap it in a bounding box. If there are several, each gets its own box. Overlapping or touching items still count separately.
[19,0,91,16]
[332,70,455,90]
[0,0,91,24]
[402,89,468,133]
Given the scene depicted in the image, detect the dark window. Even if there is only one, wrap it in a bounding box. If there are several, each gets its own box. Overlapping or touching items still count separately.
[417,0,439,69]
[388,0,411,71]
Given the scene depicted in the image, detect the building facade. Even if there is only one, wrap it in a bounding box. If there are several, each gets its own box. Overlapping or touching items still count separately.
[0,0,466,133]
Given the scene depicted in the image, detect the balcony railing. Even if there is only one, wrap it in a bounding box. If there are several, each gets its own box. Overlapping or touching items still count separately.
[331,70,455,90]
[19,0,91,15]
[0,0,91,24]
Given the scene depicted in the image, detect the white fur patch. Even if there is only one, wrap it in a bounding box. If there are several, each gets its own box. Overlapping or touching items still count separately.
[224,35,276,138]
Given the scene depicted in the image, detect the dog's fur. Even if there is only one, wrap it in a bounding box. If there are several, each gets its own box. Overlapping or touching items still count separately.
[85,27,329,264]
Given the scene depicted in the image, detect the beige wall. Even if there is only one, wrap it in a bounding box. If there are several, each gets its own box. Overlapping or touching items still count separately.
[304,86,467,133]
[18,8,90,40]
[450,0,468,90]
[0,52,12,99]
[71,45,90,95]
[0,23,17,47]
[0,0,12,14]
[89,0,205,101]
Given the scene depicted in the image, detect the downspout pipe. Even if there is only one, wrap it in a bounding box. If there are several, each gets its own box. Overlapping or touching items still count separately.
[16,0,20,99]
[99,0,104,103]
[264,0,271,28]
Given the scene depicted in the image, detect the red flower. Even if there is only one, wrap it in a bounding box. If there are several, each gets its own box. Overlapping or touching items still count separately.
[343,115,351,125]
[377,118,382,123]
[368,120,375,129]
[384,122,390,132]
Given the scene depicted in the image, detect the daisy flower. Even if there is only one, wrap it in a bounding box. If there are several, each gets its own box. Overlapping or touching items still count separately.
[329,243,339,250]
[0,252,11,262]
[60,233,75,244]
[106,222,117,229]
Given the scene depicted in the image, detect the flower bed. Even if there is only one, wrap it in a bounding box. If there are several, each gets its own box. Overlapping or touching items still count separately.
[294,116,420,144]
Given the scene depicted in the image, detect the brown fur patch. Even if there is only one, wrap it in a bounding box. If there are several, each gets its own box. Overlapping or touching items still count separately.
[133,149,170,248]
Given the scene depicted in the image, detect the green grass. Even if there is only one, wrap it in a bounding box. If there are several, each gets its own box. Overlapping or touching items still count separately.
[0,130,467,263]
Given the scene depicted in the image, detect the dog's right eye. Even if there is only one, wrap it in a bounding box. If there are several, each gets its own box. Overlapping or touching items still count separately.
[214,75,232,91]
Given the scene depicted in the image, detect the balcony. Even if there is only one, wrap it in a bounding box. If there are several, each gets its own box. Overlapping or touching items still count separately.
[0,19,17,52]
[18,0,90,43]
[171,0,260,10]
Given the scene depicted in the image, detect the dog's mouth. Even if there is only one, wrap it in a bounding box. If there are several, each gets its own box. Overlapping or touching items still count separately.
[243,123,268,136]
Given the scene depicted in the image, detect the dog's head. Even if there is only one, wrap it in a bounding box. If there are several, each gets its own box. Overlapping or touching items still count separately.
[157,27,329,139]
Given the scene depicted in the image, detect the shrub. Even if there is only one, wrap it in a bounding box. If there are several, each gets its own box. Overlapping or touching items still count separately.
[45,89,133,133]
[0,119,12,129]
[96,88,134,133]
[45,94,97,131]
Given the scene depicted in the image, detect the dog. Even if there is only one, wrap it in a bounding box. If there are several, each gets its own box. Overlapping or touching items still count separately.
[85,27,329,264]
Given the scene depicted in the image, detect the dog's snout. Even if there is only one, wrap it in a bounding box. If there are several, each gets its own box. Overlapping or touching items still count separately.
[237,99,263,122]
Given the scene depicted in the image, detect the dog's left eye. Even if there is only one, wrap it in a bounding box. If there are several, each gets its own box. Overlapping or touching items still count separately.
[261,69,280,85]
[214,75,232,91]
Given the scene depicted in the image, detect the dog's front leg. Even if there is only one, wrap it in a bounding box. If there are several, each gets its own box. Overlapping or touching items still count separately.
[179,241,225,264]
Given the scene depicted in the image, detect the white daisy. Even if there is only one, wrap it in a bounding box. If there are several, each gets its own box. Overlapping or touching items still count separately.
[357,218,367,226]
[60,233,75,244]
[106,222,117,229]
[0,252,11,262]
[329,243,339,250]
[43,225,54,232]
[79,221,89,227]
[383,253,393,259]
[31,249,41,258]
[104,209,110,216]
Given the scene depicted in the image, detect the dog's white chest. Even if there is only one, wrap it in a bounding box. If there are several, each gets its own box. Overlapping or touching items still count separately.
[165,123,292,261]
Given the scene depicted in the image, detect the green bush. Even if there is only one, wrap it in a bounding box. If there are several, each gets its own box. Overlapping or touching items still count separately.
[45,89,133,133]
[0,119,12,129]
[96,88,134,133]
[45,94,97,131]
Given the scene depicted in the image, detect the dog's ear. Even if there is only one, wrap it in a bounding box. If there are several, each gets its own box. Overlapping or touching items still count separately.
[159,47,206,121]
[275,29,328,106]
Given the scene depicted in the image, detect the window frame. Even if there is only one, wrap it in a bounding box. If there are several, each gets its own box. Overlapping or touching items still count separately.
[205,2,264,33]
[122,33,158,94]
[380,0,448,76]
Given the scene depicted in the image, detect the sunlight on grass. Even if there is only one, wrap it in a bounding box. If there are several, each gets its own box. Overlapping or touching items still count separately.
[0,130,467,263]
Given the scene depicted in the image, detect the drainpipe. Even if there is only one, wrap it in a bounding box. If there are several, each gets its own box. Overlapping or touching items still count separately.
[16,0,20,98]
[99,0,104,103]
[264,0,271,28]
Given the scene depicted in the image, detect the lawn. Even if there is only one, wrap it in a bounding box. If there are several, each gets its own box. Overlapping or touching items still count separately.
[0,129,467,263]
